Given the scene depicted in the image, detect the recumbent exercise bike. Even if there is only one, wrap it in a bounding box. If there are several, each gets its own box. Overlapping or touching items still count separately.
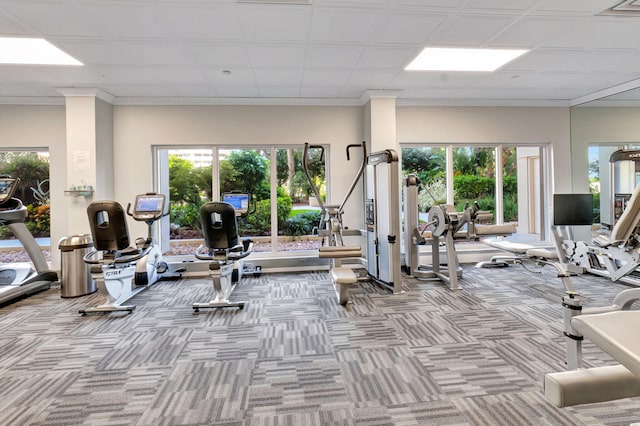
[80,193,181,315]
[193,192,254,312]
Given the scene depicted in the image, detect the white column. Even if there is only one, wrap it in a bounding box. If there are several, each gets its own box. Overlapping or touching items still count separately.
[54,88,114,268]
[362,90,399,154]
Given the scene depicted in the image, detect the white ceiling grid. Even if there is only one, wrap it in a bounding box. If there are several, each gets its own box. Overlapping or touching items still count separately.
[0,0,637,105]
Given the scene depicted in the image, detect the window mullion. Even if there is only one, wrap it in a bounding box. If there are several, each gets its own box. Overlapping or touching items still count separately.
[495,145,504,225]
[270,146,278,252]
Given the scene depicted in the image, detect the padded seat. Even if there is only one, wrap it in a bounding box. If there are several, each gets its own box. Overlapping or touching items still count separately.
[332,267,358,284]
[484,240,532,254]
[572,310,640,378]
[526,248,558,259]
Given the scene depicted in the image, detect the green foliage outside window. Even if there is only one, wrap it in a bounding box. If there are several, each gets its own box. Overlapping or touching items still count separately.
[168,148,325,239]
[0,152,50,238]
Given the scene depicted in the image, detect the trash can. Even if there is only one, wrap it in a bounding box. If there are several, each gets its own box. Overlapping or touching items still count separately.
[59,234,96,298]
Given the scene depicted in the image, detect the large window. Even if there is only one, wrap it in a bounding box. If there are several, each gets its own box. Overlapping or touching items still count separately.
[402,144,546,243]
[453,146,496,225]
[0,151,51,260]
[158,145,326,255]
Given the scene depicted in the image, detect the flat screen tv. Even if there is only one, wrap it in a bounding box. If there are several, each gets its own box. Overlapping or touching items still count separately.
[553,193,593,226]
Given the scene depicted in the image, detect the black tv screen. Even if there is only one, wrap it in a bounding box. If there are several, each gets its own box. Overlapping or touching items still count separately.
[553,193,593,226]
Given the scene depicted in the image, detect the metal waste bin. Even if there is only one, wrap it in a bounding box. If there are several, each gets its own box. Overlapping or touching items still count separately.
[59,234,96,298]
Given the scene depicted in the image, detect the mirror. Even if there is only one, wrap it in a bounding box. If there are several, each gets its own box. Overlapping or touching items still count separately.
[571,83,640,233]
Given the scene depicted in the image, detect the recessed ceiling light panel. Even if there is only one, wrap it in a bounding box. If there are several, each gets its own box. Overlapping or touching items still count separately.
[0,37,82,65]
[405,47,528,72]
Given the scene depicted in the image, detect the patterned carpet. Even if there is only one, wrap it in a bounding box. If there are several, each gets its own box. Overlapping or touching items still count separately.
[0,264,639,425]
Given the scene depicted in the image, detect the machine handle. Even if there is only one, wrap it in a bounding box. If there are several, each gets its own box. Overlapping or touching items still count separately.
[338,141,367,214]
[303,143,326,212]
[346,143,363,161]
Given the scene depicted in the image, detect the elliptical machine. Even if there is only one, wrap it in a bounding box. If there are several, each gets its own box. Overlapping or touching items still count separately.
[0,175,57,304]
[193,192,253,312]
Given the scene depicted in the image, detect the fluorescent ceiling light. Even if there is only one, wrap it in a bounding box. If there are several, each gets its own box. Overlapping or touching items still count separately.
[405,47,528,72]
[0,37,82,65]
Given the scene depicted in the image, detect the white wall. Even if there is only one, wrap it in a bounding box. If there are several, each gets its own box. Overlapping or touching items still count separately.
[113,105,366,237]
[0,103,579,269]
[0,105,66,267]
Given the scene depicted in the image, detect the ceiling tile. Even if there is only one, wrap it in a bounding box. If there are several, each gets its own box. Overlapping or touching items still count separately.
[248,45,305,68]
[396,0,464,8]
[300,85,343,98]
[0,0,639,104]
[159,4,243,40]
[305,45,363,68]
[166,85,219,97]
[466,0,541,12]
[141,68,211,85]
[237,4,312,42]
[98,68,164,85]
[0,8,32,35]
[79,2,168,38]
[203,68,256,85]
[302,69,351,86]
[0,1,105,37]
[114,85,176,97]
[310,8,378,43]
[370,13,448,44]
[119,43,193,66]
[357,47,419,69]
[535,0,616,14]
[214,84,260,97]
[254,68,302,86]
[490,17,577,48]
[313,0,385,6]
[184,44,251,67]
[259,85,300,98]
[434,13,518,46]
[346,69,397,86]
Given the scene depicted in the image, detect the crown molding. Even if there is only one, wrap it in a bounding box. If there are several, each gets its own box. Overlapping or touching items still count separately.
[56,87,115,104]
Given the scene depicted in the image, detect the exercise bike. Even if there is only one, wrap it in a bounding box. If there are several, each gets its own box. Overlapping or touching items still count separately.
[0,175,57,305]
[193,192,253,312]
[80,193,181,315]
[126,192,183,285]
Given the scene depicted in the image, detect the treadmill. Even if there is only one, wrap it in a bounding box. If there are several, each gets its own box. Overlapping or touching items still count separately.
[0,175,57,305]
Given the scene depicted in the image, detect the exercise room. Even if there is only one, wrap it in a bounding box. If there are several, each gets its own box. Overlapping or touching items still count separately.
[0,1,639,425]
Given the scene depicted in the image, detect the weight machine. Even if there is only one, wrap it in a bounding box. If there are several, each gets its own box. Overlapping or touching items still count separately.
[403,174,463,290]
[365,149,402,294]
[607,149,640,227]
[303,142,366,305]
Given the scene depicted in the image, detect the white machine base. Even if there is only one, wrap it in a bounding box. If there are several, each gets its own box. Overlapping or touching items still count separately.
[80,264,140,315]
[193,261,246,312]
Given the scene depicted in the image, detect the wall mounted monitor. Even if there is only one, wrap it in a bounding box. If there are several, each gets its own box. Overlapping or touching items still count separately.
[553,193,593,226]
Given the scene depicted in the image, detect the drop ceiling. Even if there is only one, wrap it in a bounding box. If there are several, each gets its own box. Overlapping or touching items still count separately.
[1,0,639,106]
